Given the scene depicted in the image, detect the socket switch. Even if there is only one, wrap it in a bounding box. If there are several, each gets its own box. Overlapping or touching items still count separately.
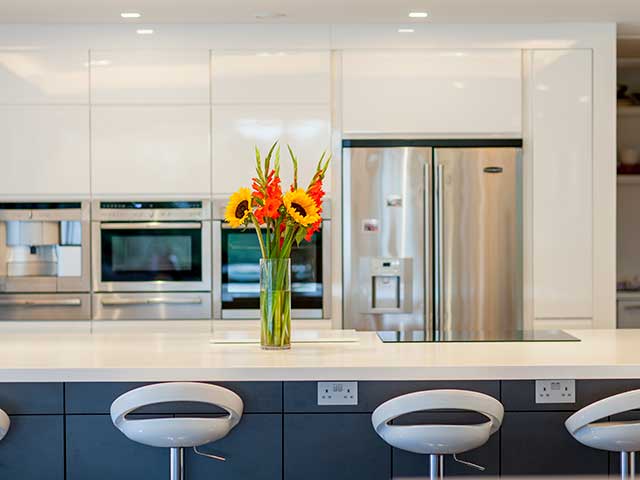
[317,381,358,406]
[535,379,576,404]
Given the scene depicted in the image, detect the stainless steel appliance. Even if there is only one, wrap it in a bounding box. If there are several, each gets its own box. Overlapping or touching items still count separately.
[92,200,212,320]
[0,201,91,320]
[617,294,640,328]
[212,196,331,319]
[343,140,523,338]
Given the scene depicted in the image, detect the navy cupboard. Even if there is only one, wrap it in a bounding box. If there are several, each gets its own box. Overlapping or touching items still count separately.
[0,379,636,479]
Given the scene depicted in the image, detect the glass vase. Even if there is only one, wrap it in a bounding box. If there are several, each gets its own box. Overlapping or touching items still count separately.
[260,258,291,350]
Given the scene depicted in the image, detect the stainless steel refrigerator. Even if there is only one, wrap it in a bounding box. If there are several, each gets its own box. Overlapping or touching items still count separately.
[342,142,523,339]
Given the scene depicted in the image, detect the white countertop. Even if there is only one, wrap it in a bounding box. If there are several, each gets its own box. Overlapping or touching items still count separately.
[0,322,639,382]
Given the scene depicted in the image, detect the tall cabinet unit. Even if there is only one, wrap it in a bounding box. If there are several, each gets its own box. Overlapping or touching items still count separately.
[529,50,594,322]
[90,49,212,197]
[211,51,332,194]
[341,49,523,137]
[0,49,90,198]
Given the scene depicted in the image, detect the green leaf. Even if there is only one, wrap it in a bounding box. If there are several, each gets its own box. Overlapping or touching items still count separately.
[288,144,299,190]
[255,145,265,182]
[264,140,278,174]
[294,227,307,246]
[275,145,281,176]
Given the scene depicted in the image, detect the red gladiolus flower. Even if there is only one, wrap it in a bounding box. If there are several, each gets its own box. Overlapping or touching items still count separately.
[254,170,283,224]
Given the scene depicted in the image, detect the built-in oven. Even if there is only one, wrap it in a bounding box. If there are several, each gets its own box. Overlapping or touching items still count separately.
[0,201,91,320]
[92,200,212,320]
[212,196,331,320]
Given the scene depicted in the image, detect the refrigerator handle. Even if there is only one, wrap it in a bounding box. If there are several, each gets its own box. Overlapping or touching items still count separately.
[435,163,445,337]
[424,160,432,339]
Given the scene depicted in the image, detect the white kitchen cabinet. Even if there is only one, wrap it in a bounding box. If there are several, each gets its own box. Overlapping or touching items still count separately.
[0,50,88,104]
[90,49,210,104]
[212,104,331,193]
[0,106,90,197]
[531,49,593,319]
[211,51,330,104]
[341,49,522,136]
[91,106,210,196]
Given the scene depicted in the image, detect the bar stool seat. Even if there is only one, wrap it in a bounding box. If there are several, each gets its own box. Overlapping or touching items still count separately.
[566,389,640,478]
[372,389,503,479]
[0,409,9,441]
[111,382,243,480]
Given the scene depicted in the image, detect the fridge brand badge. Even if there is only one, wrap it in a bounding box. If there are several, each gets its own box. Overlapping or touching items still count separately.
[483,166,503,174]
[386,196,403,207]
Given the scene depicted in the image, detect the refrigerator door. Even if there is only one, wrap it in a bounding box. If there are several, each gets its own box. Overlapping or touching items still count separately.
[343,146,430,333]
[434,147,522,336]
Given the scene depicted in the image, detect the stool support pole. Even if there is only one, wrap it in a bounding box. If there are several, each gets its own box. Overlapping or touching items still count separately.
[621,451,636,480]
[429,454,444,480]
[170,447,184,480]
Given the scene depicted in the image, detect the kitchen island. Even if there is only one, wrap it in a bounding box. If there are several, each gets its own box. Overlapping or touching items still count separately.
[1,324,640,479]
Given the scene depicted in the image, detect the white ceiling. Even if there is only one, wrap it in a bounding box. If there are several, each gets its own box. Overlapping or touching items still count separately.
[0,0,639,35]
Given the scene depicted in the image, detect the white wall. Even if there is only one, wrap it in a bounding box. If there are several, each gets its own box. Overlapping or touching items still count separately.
[0,23,617,328]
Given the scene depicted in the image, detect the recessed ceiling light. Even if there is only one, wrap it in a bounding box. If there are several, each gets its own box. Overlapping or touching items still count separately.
[121,12,141,18]
[409,11,429,18]
[136,28,154,35]
[398,28,415,33]
[255,12,287,19]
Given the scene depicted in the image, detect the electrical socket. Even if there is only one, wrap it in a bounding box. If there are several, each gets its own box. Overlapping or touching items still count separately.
[535,379,576,404]
[317,382,358,406]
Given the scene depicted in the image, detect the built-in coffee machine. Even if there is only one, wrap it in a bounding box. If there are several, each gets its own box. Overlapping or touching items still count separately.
[0,202,91,320]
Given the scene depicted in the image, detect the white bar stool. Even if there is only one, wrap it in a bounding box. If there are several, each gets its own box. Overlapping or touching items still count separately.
[372,389,503,480]
[111,382,243,480]
[566,389,640,479]
[0,408,9,441]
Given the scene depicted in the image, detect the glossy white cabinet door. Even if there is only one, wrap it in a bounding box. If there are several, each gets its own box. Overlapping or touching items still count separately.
[0,50,88,104]
[212,105,331,193]
[0,106,90,197]
[91,106,211,196]
[532,50,593,318]
[90,50,210,104]
[342,49,522,136]
[211,51,330,104]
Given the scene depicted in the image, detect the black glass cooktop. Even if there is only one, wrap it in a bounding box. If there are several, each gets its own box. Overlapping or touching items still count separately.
[377,330,580,343]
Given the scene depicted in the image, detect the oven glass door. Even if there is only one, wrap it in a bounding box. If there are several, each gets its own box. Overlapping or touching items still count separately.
[221,228,323,311]
[100,223,202,282]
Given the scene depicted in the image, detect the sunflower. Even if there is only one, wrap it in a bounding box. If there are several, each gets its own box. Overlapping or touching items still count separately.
[225,187,253,228]
[283,189,320,227]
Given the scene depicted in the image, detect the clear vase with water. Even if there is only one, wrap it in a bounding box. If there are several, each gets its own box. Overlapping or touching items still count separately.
[260,258,291,350]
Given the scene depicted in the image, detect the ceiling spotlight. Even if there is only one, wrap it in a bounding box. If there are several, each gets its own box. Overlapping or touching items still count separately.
[409,12,429,18]
[398,28,415,33]
[121,12,141,18]
[136,28,154,35]
[255,12,287,19]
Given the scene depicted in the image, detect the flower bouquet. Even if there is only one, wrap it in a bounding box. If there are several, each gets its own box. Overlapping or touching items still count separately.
[225,142,330,349]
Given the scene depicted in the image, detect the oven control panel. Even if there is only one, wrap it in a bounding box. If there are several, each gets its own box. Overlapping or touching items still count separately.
[92,200,211,221]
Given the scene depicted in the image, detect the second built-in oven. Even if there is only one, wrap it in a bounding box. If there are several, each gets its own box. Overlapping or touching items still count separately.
[212,196,331,320]
[92,200,212,320]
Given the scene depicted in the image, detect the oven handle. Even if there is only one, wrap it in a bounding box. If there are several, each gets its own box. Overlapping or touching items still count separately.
[101,297,203,306]
[0,298,82,307]
[100,222,202,230]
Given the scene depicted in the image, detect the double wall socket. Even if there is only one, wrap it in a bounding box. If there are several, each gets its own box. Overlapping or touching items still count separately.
[535,379,576,404]
[317,382,358,406]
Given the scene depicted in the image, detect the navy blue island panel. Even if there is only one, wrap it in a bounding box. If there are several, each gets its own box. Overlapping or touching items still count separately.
[0,379,639,479]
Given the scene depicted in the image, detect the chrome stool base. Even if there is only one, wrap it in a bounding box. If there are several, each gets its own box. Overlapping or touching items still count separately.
[429,454,444,480]
[621,451,636,480]
[170,447,184,480]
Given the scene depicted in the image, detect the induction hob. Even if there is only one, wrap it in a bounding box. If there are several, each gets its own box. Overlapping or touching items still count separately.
[376,330,580,343]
